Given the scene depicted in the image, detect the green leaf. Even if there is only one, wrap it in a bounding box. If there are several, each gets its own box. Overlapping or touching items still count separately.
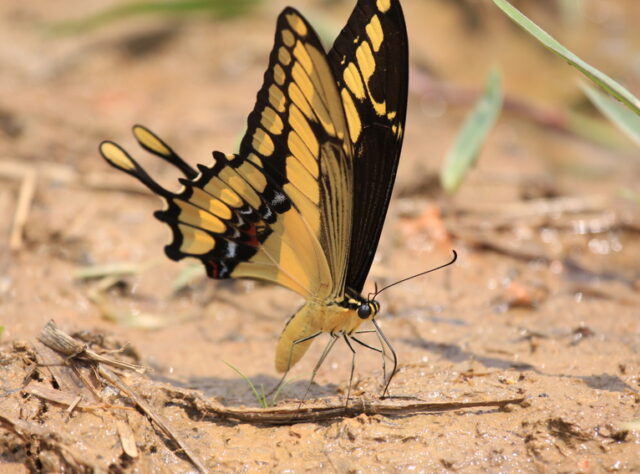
[441,68,503,193]
[49,0,262,35]
[491,0,640,116]
[0,326,4,340]
[581,83,640,147]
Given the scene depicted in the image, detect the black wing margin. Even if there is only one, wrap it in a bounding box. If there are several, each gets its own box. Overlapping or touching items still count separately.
[328,0,409,293]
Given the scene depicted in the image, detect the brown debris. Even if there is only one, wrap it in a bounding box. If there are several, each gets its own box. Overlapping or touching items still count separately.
[0,413,100,472]
[35,320,207,473]
[115,417,139,459]
[493,280,550,310]
[24,381,91,410]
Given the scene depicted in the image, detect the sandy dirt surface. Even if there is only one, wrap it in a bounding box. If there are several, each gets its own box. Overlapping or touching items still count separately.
[1,0,639,472]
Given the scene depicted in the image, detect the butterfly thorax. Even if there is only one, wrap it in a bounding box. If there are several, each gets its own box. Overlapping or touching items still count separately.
[274,292,380,373]
[335,291,380,325]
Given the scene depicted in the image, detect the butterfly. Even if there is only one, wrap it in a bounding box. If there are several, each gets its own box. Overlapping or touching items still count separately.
[99,0,408,395]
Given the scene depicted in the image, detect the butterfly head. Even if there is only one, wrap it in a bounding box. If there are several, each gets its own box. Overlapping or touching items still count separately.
[357,299,380,320]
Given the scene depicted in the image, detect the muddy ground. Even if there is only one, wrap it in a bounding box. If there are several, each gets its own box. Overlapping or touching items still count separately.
[1,0,639,472]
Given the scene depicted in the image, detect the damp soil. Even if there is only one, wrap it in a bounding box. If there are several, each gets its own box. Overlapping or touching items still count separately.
[1,0,639,472]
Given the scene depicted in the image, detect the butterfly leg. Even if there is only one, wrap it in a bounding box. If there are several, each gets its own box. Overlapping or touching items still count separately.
[342,334,357,409]
[372,319,398,399]
[352,330,395,385]
[269,331,321,399]
[349,336,382,353]
[374,328,389,386]
[299,333,339,407]
[350,334,385,381]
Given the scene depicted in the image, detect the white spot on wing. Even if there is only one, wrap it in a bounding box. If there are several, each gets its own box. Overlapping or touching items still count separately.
[271,192,286,206]
[226,242,238,258]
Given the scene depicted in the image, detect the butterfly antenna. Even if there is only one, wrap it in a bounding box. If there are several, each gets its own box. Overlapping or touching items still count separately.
[367,281,380,302]
[373,250,458,299]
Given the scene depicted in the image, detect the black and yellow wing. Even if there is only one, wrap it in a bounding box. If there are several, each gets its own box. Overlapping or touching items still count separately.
[100,0,408,302]
[100,0,410,377]
[329,0,408,293]
[100,8,355,302]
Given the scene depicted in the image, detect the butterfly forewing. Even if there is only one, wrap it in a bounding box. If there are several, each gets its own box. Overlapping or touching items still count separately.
[237,8,355,301]
[100,8,357,302]
[329,0,409,293]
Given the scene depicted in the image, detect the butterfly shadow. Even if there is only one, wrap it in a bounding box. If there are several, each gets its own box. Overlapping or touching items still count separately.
[151,372,339,408]
[402,337,535,371]
[401,336,634,393]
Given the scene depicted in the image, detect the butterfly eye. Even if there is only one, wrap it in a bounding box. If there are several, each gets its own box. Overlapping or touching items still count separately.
[357,303,372,319]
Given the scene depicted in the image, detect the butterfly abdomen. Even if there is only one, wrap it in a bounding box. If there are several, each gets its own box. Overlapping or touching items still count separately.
[275,300,371,372]
[276,304,318,373]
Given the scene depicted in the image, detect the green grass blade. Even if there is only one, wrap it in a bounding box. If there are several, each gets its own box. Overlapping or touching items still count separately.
[491,0,640,116]
[172,262,206,294]
[581,83,640,148]
[74,262,147,280]
[565,111,630,150]
[441,68,503,193]
[50,0,261,35]
[223,360,268,408]
[270,378,289,406]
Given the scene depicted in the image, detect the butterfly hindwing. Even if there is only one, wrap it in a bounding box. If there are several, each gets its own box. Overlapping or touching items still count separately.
[329,0,409,293]
[100,137,274,281]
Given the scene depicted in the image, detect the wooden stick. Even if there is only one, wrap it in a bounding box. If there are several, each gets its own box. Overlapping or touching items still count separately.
[163,387,526,425]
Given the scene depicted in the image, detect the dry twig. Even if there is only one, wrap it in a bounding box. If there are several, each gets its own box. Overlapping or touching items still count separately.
[452,195,610,220]
[9,168,36,251]
[162,386,525,425]
[448,226,551,263]
[38,320,146,374]
[25,382,91,410]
